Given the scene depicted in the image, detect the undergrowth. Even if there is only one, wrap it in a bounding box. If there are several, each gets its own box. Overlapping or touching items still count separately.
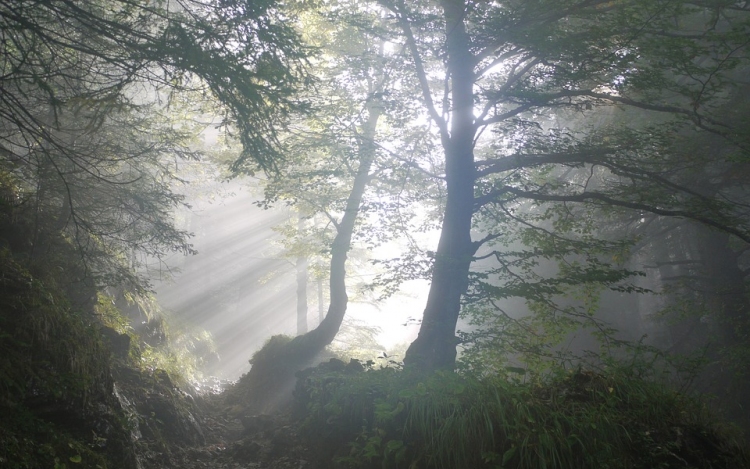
[0,249,111,411]
[0,406,111,469]
[295,364,750,469]
[95,291,218,386]
[0,228,207,467]
[0,248,134,469]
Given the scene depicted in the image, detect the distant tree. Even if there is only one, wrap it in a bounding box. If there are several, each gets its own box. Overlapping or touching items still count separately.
[590,89,750,429]
[295,215,310,335]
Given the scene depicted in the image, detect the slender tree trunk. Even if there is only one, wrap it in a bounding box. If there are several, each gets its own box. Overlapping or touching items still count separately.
[296,216,308,335]
[240,98,383,412]
[292,98,383,351]
[404,0,478,371]
[317,276,324,325]
[296,255,308,334]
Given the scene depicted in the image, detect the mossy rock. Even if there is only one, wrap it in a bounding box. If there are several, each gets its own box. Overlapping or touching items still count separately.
[227,334,330,414]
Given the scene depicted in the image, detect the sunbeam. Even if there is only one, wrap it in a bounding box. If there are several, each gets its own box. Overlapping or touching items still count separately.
[154,182,425,379]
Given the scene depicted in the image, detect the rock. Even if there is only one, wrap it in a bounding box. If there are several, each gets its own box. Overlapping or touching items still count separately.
[101,326,131,359]
[346,358,364,373]
[230,440,262,460]
[240,413,275,435]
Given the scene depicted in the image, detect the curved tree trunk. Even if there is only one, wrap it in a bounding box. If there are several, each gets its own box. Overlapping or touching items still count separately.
[287,97,383,354]
[238,98,383,412]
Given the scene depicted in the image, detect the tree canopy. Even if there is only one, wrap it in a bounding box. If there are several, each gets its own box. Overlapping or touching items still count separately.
[355,0,750,371]
[0,0,308,287]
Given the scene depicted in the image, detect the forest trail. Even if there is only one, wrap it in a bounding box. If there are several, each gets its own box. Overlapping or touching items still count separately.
[127,382,320,469]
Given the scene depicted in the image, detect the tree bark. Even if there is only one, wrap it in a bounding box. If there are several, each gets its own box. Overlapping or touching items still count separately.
[317,276,324,325]
[404,0,479,371]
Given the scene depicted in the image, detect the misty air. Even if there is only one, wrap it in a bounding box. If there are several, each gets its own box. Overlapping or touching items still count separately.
[1,1,750,468]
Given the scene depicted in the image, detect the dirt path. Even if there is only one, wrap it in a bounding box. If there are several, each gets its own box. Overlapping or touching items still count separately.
[143,394,319,469]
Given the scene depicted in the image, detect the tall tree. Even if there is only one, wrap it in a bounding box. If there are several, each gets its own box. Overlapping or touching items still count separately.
[375,0,750,371]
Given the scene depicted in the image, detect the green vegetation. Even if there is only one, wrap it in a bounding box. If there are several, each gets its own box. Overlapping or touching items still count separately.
[0,245,132,469]
[0,171,212,467]
[0,250,106,405]
[1,0,750,467]
[296,363,749,469]
[1,410,110,469]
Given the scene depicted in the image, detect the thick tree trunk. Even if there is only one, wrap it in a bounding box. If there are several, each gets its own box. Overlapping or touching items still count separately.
[404,0,478,372]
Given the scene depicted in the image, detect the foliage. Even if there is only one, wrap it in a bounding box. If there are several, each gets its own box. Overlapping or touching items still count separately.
[0,248,110,409]
[0,247,133,469]
[342,0,750,370]
[327,317,388,363]
[94,290,218,387]
[0,0,309,170]
[232,1,426,406]
[0,0,309,291]
[257,0,437,301]
[459,190,652,373]
[0,183,212,468]
[0,406,112,469]
[296,365,749,469]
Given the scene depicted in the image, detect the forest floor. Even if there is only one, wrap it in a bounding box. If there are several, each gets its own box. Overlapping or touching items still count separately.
[131,380,321,469]
[121,360,750,469]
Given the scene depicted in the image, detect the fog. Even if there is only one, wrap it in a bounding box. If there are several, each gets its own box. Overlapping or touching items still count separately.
[153,180,425,379]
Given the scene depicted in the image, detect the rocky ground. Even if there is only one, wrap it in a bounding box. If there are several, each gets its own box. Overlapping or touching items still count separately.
[118,370,321,469]
[160,402,318,469]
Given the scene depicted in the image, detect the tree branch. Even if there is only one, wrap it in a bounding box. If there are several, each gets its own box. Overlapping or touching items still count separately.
[381,0,449,139]
[474,149,614,178]
[499,186,750,243]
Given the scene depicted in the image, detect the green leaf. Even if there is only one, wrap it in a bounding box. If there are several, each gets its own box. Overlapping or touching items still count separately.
[502,446,517,465]
[385,439,404,453]
[69,455,82,463]
[505,366,527,375]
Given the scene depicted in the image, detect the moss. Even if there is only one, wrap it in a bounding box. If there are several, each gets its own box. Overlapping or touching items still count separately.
[0,249,111,407]
[250,335,295,365]
[225,333,334,415]
[0,405,118,469]
[225,335,294,407]
[0,152,210,469]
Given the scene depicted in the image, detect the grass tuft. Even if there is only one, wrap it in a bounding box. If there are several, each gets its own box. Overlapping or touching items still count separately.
[296,365,749,469]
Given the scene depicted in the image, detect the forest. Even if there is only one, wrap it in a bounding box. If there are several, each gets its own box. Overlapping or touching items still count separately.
[1,0,750,468]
